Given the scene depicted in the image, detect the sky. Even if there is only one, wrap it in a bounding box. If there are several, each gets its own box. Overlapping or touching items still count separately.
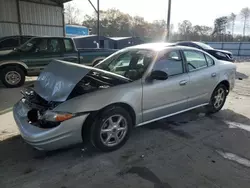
[66,0,250,33]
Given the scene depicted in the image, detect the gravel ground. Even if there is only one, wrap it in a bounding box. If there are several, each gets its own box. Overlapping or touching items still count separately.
[1,63,250,188]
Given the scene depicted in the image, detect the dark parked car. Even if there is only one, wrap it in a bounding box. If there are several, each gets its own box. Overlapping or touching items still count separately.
[175,41,234,62]
[0,35,34,51]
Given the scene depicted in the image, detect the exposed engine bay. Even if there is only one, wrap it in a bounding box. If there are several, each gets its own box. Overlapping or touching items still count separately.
[21,88,61,128]
[23,69,129,128]
[68,70,129,99]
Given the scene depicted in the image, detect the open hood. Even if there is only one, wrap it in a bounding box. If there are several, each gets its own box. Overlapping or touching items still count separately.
[34,60,90,102]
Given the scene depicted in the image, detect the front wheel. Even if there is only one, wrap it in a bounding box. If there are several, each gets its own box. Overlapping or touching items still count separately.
[90,106,132,152]
[206,84,227,113]
[1,66,25,88]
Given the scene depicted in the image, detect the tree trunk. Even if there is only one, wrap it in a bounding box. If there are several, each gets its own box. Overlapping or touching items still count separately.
[243,19,247,37]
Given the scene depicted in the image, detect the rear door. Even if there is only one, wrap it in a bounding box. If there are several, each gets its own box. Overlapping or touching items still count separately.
[182,50,219,108]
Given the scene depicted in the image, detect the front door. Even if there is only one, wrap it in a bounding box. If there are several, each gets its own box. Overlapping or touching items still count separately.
[142,50,190,122]
[23,38,64,76]
[182,50,219,108]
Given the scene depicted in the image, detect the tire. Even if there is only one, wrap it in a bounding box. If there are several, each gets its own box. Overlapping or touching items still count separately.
[206,84,227,114]
[90,106,133,152]
[1,66,25,88]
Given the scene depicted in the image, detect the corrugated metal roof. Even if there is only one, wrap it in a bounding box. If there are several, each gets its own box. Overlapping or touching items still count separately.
[0,23,20,37]
[0,0,18,22]
[20,1,63,26]
[21,24,64,36]
[28,0,72,4]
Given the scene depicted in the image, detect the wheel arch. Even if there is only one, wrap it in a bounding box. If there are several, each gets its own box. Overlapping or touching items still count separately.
[81,102,136,143]
[0,61,28,75]
[217,80,230,94]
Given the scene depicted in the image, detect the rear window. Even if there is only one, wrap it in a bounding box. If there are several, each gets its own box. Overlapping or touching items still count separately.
[0,38,19,48]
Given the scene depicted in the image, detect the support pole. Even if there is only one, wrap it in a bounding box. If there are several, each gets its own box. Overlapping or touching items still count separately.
[16,0,22,41]
[166,0,171,41]
[97,0,100,47]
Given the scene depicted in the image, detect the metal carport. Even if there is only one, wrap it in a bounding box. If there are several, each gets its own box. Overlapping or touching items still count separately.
[0,0,71,37]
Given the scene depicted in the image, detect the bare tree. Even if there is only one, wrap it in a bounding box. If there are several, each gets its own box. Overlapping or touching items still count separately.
[213,16,228,35]
[64,3,80,25]
[228,13,237,36]
[240,7,250,37]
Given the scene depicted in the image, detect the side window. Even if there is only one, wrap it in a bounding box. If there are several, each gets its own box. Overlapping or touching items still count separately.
[64,39,74,52]
[47,39,63,53]
[183,50,207,71]
[153,50,183,76]
[205,54,214,66]
[35,39,48,52]
[34,39,63,53]
[0,38,19,48]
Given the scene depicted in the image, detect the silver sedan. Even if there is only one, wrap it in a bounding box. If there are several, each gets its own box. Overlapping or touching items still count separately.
[13,43,236,152]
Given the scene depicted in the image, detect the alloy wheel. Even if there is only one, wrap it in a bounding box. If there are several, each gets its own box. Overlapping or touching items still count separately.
[213,88,225,109]
[100,115,128,147]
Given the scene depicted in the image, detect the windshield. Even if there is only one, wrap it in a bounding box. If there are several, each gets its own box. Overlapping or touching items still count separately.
[95,49,155,81]
[194,42,214,50]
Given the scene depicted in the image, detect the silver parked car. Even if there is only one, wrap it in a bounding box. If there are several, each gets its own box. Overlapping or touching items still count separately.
[13,43,236,152]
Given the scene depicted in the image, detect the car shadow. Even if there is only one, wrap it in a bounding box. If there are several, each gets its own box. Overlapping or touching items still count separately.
[0,80,35,115]
[1,108,250,182]
[236,71,249,80]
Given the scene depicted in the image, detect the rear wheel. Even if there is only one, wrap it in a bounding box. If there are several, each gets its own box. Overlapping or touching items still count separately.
[1,66,25,88]
[90,106,132,152]
[206,84,227,113]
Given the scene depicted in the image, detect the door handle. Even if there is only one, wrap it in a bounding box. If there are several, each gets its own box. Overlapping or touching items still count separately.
[211,73,217,77]
[179,80,188,86]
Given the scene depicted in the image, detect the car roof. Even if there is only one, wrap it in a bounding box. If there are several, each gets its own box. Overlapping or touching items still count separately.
[175,41,196,44]
[129,42,174,50]
[127,42,203,52]
[31,36,70,39]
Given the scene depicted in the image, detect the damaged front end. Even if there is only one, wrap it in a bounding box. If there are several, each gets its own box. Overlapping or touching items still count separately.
[20,60,130,129]
[21,88,63,128]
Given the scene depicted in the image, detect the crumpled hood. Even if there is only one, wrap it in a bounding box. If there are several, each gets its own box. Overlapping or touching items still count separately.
[34,60,90,102]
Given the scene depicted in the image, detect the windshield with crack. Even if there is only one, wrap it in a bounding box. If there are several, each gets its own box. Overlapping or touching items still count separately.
[95,49,155,81]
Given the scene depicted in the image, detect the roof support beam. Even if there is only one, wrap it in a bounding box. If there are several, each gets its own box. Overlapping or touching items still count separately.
[16,0,22,39]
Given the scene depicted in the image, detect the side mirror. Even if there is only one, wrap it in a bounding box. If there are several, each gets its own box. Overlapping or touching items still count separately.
[149,70,168,80]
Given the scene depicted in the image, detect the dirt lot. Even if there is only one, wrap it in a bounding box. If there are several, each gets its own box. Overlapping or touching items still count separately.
[1,63,250,188]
